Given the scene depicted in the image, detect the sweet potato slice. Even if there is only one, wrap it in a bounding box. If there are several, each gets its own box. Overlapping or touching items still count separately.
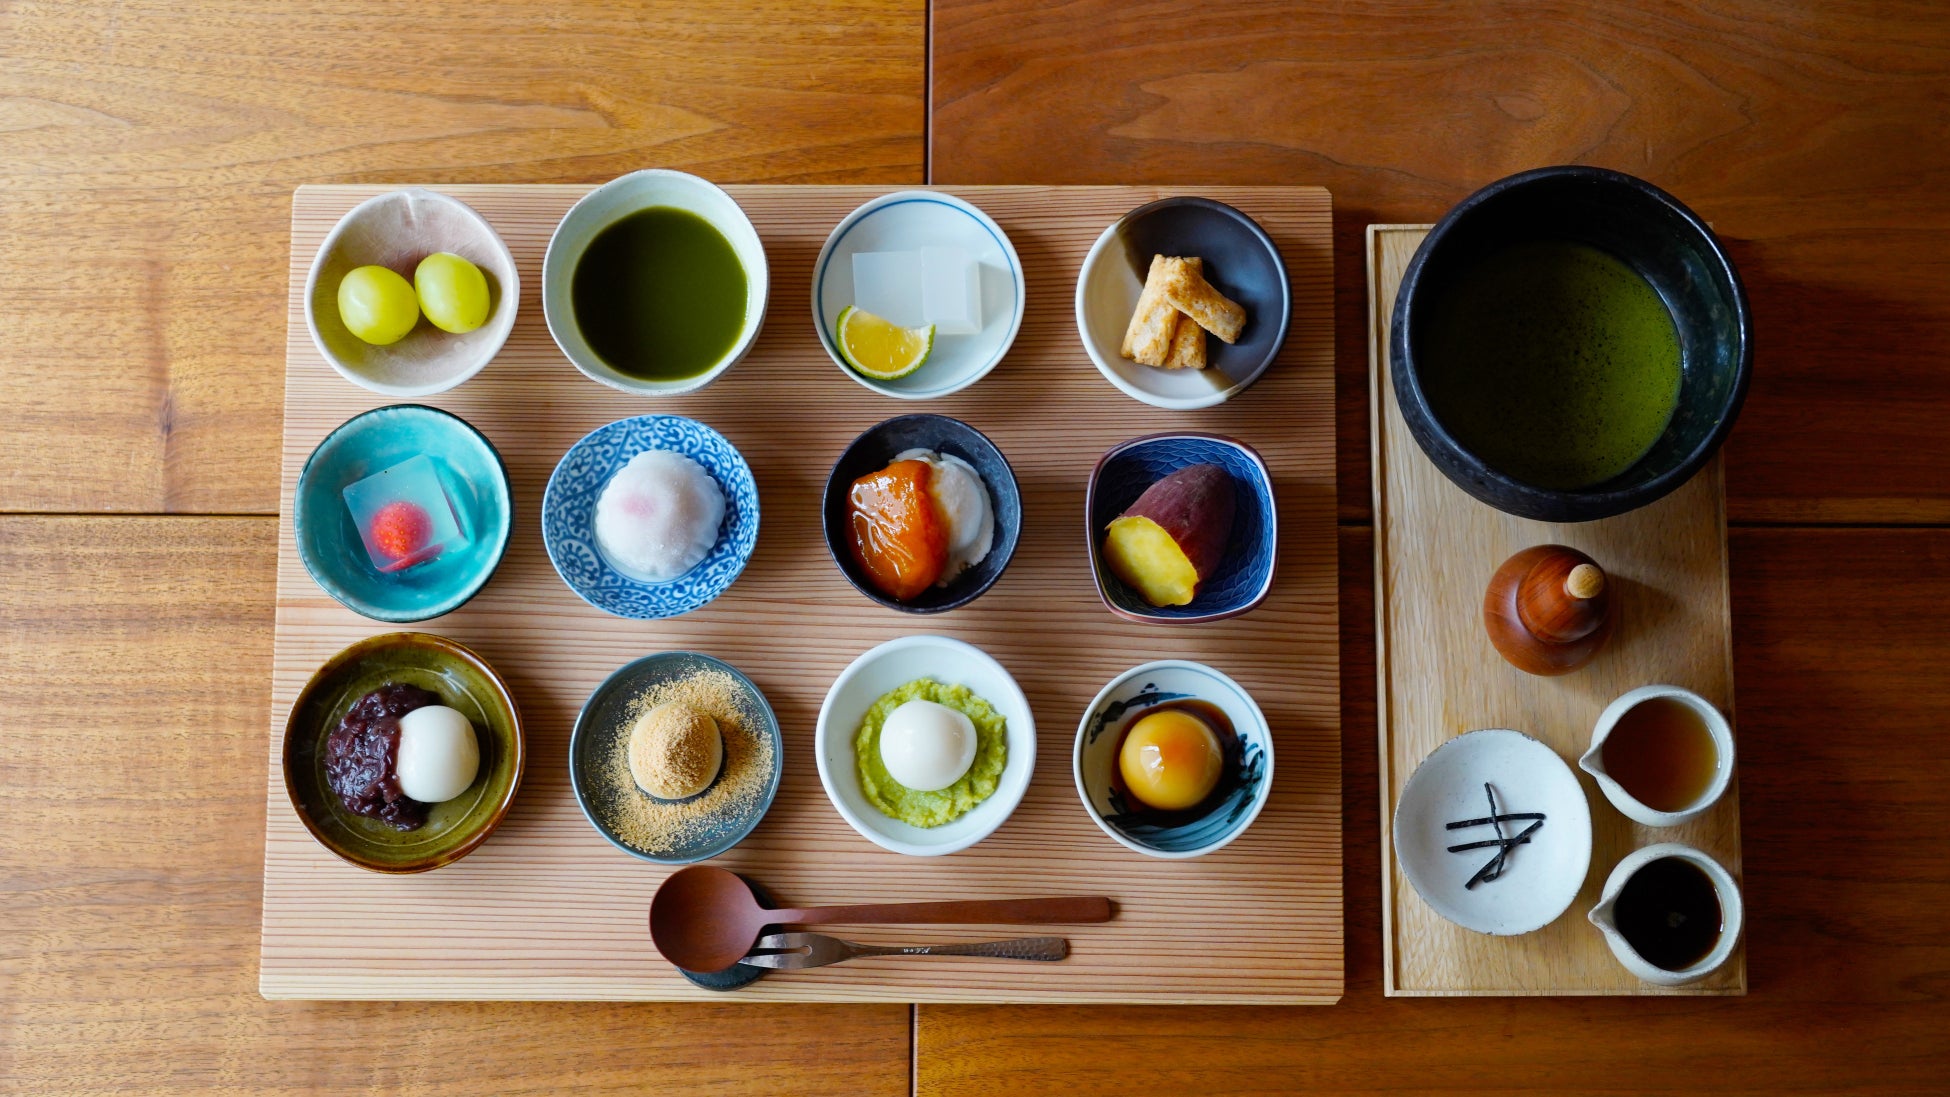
[1101,463,1237,606]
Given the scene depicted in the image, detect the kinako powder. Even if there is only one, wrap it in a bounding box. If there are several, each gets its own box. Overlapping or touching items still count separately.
[590,669,774,855]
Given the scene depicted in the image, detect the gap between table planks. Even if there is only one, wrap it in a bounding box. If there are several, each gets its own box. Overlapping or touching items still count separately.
[1367,225,1743,995]
[263,185,1340,1004]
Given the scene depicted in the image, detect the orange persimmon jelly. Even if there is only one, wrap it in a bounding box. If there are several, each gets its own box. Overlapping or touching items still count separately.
[847,459,948,601]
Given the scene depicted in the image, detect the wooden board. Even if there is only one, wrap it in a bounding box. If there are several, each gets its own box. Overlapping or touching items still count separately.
[1367,225,1743,995]
[261,184,1340,1003]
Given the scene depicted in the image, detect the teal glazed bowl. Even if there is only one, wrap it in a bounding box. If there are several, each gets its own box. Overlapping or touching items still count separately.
[295,405,513,622]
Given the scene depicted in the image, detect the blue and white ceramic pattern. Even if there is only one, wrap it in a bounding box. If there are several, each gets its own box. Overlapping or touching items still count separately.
[542,415,759,619]
[294,404,513,623]
[1086,432,1277,624]
[569,651,782,865]
[1073,660,1274,859]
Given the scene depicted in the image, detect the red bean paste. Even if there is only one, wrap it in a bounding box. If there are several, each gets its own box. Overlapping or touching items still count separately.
[325,683,440,830]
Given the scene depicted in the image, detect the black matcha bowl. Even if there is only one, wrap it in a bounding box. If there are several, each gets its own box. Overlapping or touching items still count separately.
[1390,165,1752,522]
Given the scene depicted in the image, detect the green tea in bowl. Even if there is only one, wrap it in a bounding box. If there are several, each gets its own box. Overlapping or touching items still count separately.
[572,206,749,383]
[1420,240,1682,492]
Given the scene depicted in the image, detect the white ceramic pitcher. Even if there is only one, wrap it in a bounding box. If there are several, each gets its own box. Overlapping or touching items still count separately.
[1589,842,1744,985]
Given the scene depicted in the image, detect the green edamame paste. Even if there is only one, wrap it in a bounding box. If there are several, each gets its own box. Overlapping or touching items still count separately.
[1421,240,1682,491]
[855,679,1007,828]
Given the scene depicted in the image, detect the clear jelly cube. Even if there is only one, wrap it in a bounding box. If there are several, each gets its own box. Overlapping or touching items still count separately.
[851,249,924,327]
[920,246,982,335]
[342,454,468,573]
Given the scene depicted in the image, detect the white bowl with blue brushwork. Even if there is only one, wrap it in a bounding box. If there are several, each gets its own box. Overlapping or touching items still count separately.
[1072,659,1273,859]
[542,415,759,619]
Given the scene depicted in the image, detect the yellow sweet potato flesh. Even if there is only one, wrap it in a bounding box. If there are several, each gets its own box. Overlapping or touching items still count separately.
[1103,515,1200,607]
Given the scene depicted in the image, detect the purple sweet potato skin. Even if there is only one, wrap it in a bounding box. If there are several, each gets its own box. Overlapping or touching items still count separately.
[1118,463,1237,581]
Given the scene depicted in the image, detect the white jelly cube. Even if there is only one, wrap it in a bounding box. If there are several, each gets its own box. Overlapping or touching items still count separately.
[342,454,469,573]
[920,246,982,335]
[851,250,924,327]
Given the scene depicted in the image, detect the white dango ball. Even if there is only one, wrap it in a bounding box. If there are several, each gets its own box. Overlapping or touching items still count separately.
[878,699,977,792]
[396,705,481,803]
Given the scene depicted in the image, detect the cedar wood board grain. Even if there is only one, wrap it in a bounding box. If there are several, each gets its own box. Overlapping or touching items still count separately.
[1367,226,1744,996]
[263,185,1339,1004]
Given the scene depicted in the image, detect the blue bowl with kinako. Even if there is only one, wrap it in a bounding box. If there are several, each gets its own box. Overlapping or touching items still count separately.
[1391,165,1752,522]
[822,413,1022,614]
[1087,433,1277,625]
[295,405,513,623]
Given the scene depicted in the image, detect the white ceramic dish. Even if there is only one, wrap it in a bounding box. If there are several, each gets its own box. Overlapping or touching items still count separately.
[812,190,1025,400]
[304,188,519,397]
[814,635,1034,855]
[1579,684,1735,827]
[1072,660,1273,859]
[1589,842,1744,985]
[542,169,769,396]
[1393,728,1594,935]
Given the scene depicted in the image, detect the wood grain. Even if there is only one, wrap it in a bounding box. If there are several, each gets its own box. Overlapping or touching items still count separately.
[0,516,909,1097]
[1368,227,1742,995]
[262,184,1341,1003]
[914,524,1950,1096]
[930,0,1950,525]
[0,0,924,516]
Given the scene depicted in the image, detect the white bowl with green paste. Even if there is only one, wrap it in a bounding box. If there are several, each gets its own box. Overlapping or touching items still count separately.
[814,635,1035,856]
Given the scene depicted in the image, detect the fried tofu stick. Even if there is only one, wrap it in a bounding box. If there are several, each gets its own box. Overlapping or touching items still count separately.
[1162,311,1207,369]
[1122,255,1196,366]
[1160,260,1247,344]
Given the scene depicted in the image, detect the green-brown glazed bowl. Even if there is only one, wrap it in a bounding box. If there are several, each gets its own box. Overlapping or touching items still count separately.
[283,632,524,873]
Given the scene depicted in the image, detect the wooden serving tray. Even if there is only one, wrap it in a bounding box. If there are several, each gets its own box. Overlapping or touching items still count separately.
[261,185,1340,1003]
[1367,225,1744,996]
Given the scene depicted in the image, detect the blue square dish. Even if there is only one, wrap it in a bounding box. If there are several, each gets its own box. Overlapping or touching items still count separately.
[1086,432,1277,624]
[294,405,513,623]
[542,415,759,620]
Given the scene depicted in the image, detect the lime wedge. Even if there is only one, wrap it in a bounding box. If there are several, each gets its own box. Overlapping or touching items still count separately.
[837,306,934,381]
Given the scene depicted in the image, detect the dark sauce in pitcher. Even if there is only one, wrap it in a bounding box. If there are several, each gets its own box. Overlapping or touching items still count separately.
[1614,856,1724,971]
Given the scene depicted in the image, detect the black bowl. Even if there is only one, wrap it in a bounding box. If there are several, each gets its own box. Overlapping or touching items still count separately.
[1391,166,1751,522]
[822,414,1022,613]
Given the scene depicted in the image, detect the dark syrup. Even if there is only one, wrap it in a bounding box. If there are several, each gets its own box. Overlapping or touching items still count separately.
[1614,856,1723,971]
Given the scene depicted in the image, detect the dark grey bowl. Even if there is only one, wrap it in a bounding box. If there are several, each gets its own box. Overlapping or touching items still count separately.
[1390,166,1751,522]
[822,414,1021,613]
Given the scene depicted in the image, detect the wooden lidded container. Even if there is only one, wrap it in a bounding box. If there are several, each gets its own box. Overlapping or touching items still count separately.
[1483,545,1615,675]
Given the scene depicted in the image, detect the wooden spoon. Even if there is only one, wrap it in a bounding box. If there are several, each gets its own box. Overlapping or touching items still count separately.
[649,865,1115,973]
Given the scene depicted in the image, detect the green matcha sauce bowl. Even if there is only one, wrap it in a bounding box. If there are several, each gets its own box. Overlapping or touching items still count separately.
[1391,165,1752,522]
[814,635,1035,856]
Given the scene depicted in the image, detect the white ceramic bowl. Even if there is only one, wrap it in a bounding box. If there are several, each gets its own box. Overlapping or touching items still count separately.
[1072,660,1273,859]
[814,635,1034,856]
[1589,842,1744,985]
[1579,684,1735,827]
[542,170,769,396]
[304,188,519,397]
[812,190,1025,400]
[1073,198,1290,411]
[1392,728,1594,935]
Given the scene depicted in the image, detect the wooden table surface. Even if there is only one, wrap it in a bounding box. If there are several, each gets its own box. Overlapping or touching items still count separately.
[4,0,1946,1093]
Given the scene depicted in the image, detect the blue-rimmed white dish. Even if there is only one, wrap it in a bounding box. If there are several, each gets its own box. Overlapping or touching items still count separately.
[813,190,1025,400]
[1074,660,1273,859]
[542,415,759,619]
[1086,432,1277,624]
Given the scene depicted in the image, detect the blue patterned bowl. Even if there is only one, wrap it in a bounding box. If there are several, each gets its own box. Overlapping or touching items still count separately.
[542,415,759,619]
[294,405,512,623]
[1086,432,1276,624]
[1073,660,1273,859]
[569,651,782,865]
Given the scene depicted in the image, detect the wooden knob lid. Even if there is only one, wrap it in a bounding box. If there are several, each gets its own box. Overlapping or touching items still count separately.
[1483,545,1616,675]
